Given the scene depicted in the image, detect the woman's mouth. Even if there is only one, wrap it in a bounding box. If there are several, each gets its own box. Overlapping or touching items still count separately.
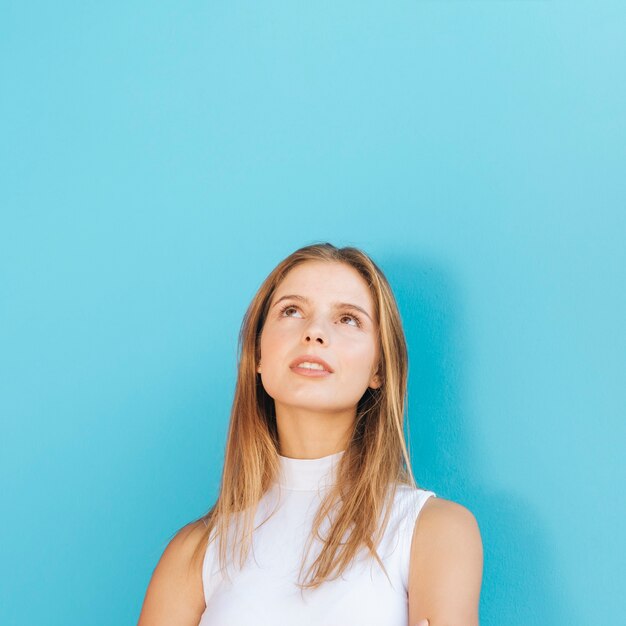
[290,362,332,378]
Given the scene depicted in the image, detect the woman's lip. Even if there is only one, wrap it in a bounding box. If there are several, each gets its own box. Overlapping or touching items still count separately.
[289,355,334,372]
[290,365,332,377]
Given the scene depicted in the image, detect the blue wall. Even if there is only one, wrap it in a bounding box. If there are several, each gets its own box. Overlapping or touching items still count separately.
[1,2,624,624]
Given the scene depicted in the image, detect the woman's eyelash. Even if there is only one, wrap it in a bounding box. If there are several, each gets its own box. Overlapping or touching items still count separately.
[340,312,363,327]
[278,304,363,328]
[278,304,297,316]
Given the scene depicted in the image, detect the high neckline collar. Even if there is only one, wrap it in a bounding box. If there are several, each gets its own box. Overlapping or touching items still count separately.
[277,449,345,491]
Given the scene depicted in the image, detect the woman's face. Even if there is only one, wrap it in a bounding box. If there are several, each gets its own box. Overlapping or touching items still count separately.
[257,260,381,416]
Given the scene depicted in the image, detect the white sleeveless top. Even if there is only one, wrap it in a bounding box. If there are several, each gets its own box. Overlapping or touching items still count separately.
[198,450,436,626]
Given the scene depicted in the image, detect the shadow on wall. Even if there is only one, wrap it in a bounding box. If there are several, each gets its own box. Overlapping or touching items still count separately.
[380,252,579,626]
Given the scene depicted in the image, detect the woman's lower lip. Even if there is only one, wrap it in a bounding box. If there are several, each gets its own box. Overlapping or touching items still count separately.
[290,366,332,377]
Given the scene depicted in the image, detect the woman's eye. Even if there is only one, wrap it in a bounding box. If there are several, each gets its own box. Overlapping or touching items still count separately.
[279,305,361,328]
[279,305,300,317]
[340,314,362,328]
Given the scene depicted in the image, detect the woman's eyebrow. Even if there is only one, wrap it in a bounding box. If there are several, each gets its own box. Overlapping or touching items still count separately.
[272,294,372,321]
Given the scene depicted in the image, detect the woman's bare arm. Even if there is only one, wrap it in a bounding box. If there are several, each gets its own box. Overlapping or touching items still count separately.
[408,496,483,626]
[137,520,207,626]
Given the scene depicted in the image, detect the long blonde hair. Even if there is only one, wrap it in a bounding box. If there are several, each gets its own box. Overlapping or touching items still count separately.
[186,242,420,591]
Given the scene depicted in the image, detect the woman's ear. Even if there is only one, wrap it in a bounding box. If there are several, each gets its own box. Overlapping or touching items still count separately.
[256,360,261,373]
[368,368,382,389]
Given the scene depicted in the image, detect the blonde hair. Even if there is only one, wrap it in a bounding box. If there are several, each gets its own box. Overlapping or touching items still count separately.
[185,242,420,591]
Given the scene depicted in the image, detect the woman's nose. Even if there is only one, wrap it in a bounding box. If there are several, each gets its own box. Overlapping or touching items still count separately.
[302,317,328,344]
[305,333,324,344]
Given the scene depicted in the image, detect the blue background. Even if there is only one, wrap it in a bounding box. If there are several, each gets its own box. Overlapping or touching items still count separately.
[1,2,624,625]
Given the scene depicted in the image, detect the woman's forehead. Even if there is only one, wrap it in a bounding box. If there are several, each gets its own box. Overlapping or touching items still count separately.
[274,261,373,306]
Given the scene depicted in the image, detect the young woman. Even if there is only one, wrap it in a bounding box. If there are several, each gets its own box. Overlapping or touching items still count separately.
[137,243,483,626]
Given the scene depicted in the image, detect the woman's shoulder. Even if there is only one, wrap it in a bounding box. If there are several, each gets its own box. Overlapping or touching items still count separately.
[397,485,479,538]
[137,520,207,625]
[408,494,483,592]
[407,496,483,624]
[413,495,480,540]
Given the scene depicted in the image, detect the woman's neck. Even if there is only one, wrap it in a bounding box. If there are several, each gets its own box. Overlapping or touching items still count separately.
[274,403,354,460]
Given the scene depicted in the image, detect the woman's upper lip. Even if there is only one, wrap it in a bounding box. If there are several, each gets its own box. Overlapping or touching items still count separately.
[289,354,334,373]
